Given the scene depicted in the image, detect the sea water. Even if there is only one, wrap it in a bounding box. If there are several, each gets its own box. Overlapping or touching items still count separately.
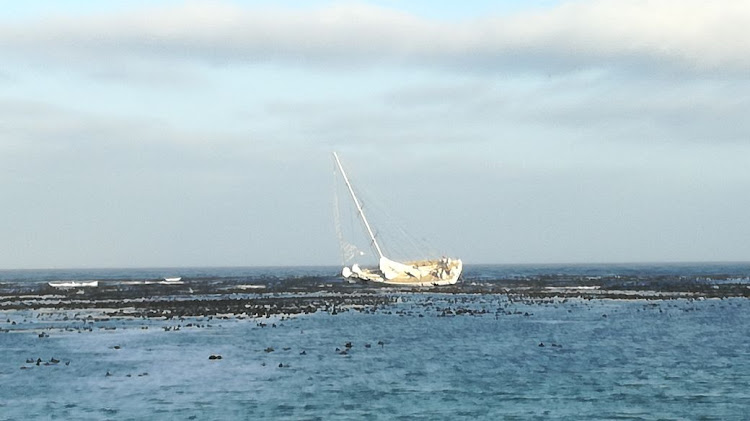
[1,264,750,420]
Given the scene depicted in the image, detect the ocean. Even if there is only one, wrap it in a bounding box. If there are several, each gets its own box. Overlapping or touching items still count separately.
[1,263,749,420]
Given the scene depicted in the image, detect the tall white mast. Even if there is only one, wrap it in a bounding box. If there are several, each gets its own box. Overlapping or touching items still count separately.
[333,152,385,259]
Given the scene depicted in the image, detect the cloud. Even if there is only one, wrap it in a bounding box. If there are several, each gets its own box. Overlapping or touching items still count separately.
[0,98,338,268]
[0,98,293,180]
[2,0,750,74]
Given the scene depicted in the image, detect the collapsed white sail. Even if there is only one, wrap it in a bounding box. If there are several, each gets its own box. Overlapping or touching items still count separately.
[332,152,463,286]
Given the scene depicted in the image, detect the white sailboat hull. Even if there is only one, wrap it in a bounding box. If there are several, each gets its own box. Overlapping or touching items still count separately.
[344,257,463,286]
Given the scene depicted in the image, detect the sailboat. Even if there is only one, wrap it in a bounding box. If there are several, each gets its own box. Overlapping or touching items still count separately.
[333,152,463,286]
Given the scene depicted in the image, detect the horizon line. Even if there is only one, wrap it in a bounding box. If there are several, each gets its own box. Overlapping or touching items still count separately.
[2,260,749,272]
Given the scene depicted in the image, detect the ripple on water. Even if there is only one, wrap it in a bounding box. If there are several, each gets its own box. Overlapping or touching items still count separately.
[1,295,750,419]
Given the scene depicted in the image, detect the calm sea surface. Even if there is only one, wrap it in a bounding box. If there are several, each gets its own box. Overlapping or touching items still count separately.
[1,263,750,420]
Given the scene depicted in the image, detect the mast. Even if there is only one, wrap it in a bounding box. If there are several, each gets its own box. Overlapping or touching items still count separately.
[332,152,385,259]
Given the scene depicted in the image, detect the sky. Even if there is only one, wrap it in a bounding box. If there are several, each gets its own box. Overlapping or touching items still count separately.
[1,0,749,269]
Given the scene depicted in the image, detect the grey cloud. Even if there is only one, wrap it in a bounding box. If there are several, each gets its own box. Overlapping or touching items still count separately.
[258,68,750,158]
[0,99,287,182]
[2,1,750,75]
[382,82,493,108]
[0,100,336,268]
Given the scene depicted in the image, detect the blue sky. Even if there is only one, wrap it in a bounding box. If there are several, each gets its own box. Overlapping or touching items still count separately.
[1,0,749,268]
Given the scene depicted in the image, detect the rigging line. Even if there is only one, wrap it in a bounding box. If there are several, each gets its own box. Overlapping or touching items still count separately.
[350,181,390,260]
[352,191,379,260]
[354,179,434,260]
[333,163,346,265]
[333,155,373,264]
[333,161,360,264]
[333,152,385,260]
